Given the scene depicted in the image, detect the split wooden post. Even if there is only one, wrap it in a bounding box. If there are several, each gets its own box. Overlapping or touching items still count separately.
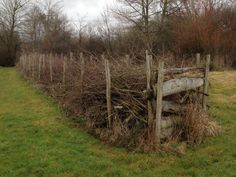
[31,53,34,78]
[203,54,211,111]
[62,55,67,86]
[90,55,93,61]
[104,55,112,128]
[49,53,53,82]
[80,52,85,91]
[69,52,73,71]
[149,55,153,67]
[146,50,154,131]
[70,52,73,62]
[38,54,42,80]
[23,55,26,71]
[79,52,85,111]
[42,54,45,71]
[125,54,131,65]
[196,53,201,67]
[19,56,22,68]
[155,60,164,143]
[28,54,30,75]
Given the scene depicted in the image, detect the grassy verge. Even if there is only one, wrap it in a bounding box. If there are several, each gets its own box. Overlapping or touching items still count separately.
[0,68,235,177]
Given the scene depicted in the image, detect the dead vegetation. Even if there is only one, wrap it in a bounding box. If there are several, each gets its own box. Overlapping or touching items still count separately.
[19,53,223,152]
[182,103,223,145]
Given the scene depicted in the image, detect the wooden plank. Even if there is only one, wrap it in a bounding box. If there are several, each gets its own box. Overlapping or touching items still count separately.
[203,54,211,111]
[152,100,184,113]
[162,101,183,113]
[146,50,154,131]
[151,78,204,97]
[161,116,182,129]
[155,60,164,143]
[163,77,204,97]
[104,56,112,128]
[163,67,203,74]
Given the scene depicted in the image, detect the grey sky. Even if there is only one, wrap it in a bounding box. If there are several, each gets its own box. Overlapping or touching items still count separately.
[62,0,115,21]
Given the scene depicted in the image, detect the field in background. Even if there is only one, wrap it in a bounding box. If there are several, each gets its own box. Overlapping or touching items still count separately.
[0,68,235,177]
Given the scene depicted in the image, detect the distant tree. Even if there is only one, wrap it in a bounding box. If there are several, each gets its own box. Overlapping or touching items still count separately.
[22,0,74,54]
[0,0,29,66]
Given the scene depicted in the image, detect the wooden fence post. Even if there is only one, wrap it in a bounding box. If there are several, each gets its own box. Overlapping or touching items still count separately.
[203,54,211,111]
[196,53,201,67]
[155,60,164,143]
[19,56,22,68]
[80,52,85,90]
[38,54,42,80]
[146,50,154,132]
[32,53,36,78]
[28,54,30,75]
[42,54,45,71]
[49,53,53,82]
[125,54,131,65]
[23,55,26,71]
[70,52,73,62]
[79,52,85,111]
[104,55,112,128]
[62,55,67,86]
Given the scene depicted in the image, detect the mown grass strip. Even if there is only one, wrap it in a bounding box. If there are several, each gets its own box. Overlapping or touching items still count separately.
[0,68,235,177]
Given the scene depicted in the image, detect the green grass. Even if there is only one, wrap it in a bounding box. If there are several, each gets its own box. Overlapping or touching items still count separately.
[0,68,235,177]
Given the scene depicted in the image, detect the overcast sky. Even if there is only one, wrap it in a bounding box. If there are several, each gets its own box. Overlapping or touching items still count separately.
[62,0,116,22]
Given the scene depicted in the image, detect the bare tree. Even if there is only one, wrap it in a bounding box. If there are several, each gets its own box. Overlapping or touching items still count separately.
[73,15,88,50]
[114,0,160,50]
[0,0,29,65]
[99,6,114,53]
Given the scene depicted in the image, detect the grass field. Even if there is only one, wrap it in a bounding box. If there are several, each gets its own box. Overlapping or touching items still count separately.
[0,68,235,177]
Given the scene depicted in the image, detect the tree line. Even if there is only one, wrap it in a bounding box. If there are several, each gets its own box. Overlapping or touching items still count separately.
[0,0,235,68]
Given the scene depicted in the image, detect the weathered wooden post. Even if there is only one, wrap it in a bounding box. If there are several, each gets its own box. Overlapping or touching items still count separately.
[104,55,112,128]
[38,54,42,80]
[42,54,46,71]
[203,54,211,111]
[23,55,26,71]
[19,56,22,68]
[62,55,67,86]
[80,52,85,90]
[155,60,164,143]
[70,52,73,62]
[146,50,154,131]
[125,54,131,65]
[79,52,85,111]
[28,54,31,75]
[32,53,35,78]
[196,53,201,67]
[49,53,53,82]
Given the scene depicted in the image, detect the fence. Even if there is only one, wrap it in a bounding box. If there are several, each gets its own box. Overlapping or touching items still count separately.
[19,52,210,143]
